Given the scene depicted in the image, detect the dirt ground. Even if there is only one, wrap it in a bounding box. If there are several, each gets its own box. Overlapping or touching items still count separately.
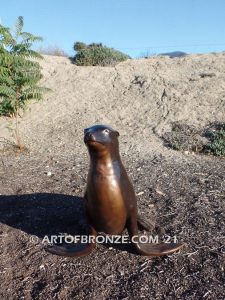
[0,151,224,299]
[0,53,225,299]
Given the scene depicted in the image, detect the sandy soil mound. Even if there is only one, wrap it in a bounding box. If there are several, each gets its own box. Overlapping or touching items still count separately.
[1,52,225,158]
[0,53,224,299]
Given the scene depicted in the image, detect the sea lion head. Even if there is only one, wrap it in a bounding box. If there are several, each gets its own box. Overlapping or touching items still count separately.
[84,125,120,157]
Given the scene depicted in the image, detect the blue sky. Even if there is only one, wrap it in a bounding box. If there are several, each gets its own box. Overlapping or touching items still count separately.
[1,0,225,57]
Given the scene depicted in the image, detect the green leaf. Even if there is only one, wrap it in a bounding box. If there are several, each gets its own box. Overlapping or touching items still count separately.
[21,32,43,43]
[17,49,43,59]
[14,16,24,37]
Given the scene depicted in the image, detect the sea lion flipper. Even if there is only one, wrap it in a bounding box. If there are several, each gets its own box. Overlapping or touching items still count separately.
[127,218,183,257]
[45,227,96,257]
[137,214,155,231]
[134,240,184,257]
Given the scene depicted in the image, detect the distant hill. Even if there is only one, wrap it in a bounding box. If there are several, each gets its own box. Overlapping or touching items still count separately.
[159,51,188,58]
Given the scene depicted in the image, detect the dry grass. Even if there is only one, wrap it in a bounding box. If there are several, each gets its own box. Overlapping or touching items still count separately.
[38,45,69,57]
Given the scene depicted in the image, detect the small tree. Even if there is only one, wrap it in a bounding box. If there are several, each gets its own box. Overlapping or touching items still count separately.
[0,16,49,149]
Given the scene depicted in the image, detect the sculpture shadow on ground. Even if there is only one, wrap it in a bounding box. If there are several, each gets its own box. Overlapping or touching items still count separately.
[0,193,136,254]
[0,193,86,239]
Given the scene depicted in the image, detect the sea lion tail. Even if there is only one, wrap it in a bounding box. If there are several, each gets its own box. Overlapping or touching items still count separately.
[45,226,97,257]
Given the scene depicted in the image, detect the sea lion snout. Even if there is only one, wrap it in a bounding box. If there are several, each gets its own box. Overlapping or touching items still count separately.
[84,125,119,146]
[84,131,95,144]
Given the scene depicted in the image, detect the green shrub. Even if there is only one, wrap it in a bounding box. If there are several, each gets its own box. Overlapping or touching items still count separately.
[203,124,225,156]
[73,42,130,66]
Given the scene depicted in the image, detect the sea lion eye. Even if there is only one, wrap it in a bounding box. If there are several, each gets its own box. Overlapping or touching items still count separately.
[104,129,110,134]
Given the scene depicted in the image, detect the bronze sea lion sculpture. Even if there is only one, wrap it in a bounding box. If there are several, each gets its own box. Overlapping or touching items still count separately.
[46,125,183,257]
